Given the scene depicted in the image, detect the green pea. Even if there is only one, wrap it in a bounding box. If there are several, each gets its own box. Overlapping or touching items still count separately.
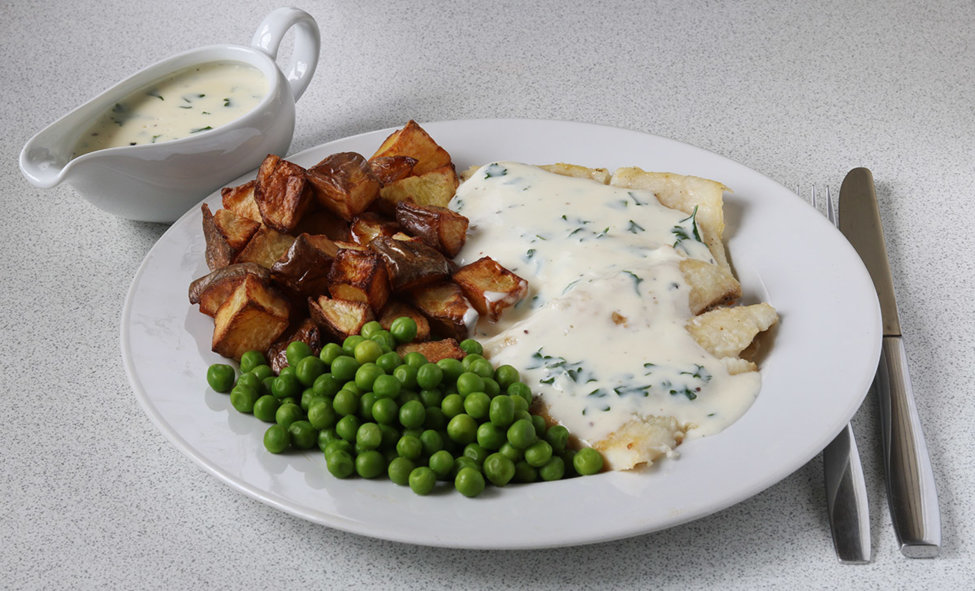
[353,339,383,364]
[456,372,485,396]
[482,377,500,397]
[387,456,415,486]
[398,400,426,430]
[416,363,444,390]
[230,386,259,414]
[263,424,290,453]
[463,443,489,465]
[454,467,486,498]
[403,351,428,369]
[392,364,418,389]
[330,355,360,382]
[325,449,355,478]
[371,332,397,353]
[539,456,565,481]
[493,365,520,390]
[289,420,318,449]
[423,406,446,431]
[483,452,516,486]
[249,364,274,383]
[507,418,537,449]
[461,353,484,370]
[332,389,359,416]
[319,342,344,365]
[446,414,478,445]
[312,373,342,398]
[507,382,533,405]
[390,316,418,344]
[271,373,301,400]
[335,415,361,442]
[325,439,352,457]
[513,460,537,483]
[531,414,547,437]
[409,466,437,495]
[360,320,384,339]
[295,355,326,386]
[511,393,529,414]
[419,429,444,456]
[524,440,553,468]
[253,394,281,423]
[354,362,384,392]
[285,341,313,367]
[371,397,399,425]
[573,447,604,476]
[499,442,523,462]
[545,425,570,454]
[342,335,365,355]
[441,393,464,418]
[428,449,454,479]
[452,456,480,477]
[317,428,341,452]
[275,402,304,428]
[380,424,401,449]
[396,389,420,405]
[419,388,443,408]
[239,350,267,374]
[356,422,383,450]
[459,338,483,356]
[467,358,495,379]
[436,358,464,384]
[300,388,322,411]
[463,392,491,420]
[372,374,402,399]
[489,395,515,428]
[396,434,423,460]
[375,351,403,373]
[206,363,235,392]
[358,391,377,420]
[476,422,506,450]
[278,366,296,380]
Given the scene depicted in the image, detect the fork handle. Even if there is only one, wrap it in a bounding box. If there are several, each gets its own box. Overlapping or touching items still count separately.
[878,336,941,557]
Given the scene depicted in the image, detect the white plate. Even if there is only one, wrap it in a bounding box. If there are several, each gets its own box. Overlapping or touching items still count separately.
[121,119,881,549]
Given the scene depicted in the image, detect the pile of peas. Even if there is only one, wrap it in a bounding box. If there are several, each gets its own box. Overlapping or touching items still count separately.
[206,317,604,497]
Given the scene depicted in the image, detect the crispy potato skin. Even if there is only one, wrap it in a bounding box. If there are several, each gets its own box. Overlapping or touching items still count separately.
[189,262,271,317]
[394,201,469,258]
[452,256,528,321]
[307,152,381,221]
[211,275,290,361]
[370,235,450,292]
[255,154,314,233]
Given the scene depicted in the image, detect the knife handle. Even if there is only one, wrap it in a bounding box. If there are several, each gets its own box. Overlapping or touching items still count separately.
[878,336,941,557]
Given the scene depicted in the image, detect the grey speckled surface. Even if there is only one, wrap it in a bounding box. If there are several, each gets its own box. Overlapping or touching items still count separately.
[2,0,974,588]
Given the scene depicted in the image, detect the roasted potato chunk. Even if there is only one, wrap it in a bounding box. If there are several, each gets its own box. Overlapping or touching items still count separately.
[370,235,450,292]
[189,262,271,317]
[221,180,262,222]
[211,275,290,361]
[350,212,401,246]
[292,208,351,242]
[254,154,314,233]
[394,201,469,258]
[378,165,459,210]
[396,338,465,362]
[307,152,381,221]
[270,233,338,297]
[202,203,233,270]
[409,280,478,341]
[369,120,451,176]
[202,204,262,271]
[452,256,529,322]
[379,300,431,342]
[369,155,417,185]
[266,317,322,374]
[327,249,391,313]
[235,226,296,269]
[308,295,374,341]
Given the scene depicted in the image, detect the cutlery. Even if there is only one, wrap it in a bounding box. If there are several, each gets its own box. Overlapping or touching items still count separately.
[813,187,871,564]
[838,168,941,558]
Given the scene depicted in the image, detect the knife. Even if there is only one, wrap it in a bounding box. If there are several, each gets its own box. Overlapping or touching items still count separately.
[838,167,941,558]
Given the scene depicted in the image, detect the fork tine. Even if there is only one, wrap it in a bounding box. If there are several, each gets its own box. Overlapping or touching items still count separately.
[826,185,836,225]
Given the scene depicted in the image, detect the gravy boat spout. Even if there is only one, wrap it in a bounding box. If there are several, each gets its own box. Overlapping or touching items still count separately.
[19,7,320,223]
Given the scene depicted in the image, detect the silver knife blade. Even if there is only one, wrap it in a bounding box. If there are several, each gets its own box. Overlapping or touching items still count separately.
[838,167,941,558]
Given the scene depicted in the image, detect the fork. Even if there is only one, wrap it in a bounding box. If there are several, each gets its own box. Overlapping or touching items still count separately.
[811,186,872,564]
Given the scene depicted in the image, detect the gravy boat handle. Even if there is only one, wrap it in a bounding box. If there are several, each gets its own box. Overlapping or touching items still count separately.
[251,7,321,102]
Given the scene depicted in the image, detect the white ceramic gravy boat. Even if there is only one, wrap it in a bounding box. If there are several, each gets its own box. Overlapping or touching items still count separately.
[19,7,320,223]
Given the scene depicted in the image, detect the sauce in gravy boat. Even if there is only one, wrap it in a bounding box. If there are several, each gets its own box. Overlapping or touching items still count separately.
[19,8,320,223]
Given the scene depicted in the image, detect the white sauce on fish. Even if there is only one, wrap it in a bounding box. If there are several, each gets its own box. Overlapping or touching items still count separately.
[452,162,760,446]
[72,61,267,157]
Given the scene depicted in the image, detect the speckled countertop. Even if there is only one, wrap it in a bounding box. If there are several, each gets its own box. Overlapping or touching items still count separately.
[2,1,973,588]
